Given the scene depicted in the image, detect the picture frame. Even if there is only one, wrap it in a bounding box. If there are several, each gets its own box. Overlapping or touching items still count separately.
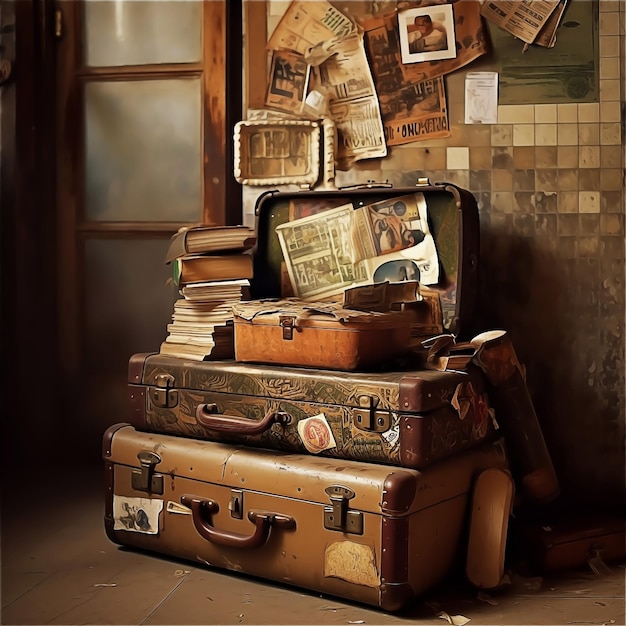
[398,4,457,64]
[233,119,321,187]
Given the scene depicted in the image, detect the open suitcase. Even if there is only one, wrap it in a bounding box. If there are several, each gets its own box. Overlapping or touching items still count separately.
[104,423,509,611]
[128,181,494,470]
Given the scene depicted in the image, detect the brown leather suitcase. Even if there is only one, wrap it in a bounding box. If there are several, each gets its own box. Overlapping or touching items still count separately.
[129,352,498,469]
[231,298,413,371]
[103,423,509,611]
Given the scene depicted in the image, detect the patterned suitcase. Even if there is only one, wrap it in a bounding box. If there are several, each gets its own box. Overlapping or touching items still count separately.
[103,423,509,611]
[129,352,498,469]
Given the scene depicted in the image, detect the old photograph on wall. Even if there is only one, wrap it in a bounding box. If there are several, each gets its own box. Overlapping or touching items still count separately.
[398,4,456,64]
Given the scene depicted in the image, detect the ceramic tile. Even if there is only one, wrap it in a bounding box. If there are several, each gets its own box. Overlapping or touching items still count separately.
[557,147,579,168]
[492,169,513,191]
[535,104,557,123]
[599,35,620,57]
[536,124,557,146]
[600,145,623,168]
[498,105,534,124]
[491,191,514,213]
[492,147,514,169]
[513,124,535,146]
[558,124,579,146]
[600,101,622,123]
[579,168,601,189]
[578,235,600,257]
[599,1,620,13]
[578,124,600,145]
[513,169,536,191]
[491,125,513,146]
[580,214,601,235]
[535,146,558,168]
[600,214,623,235]
[533,190,558,213]
[558,169,579,191]
[469,169,491,191]
[513,147,535,168]
[600,123,622,145]
[578,103,601,123]
[513,191,535,214]
[557,103,578,123]
[600,79,621,101]
[600,11,621,35]
[536,169,558,192]
[579,146,601,169]
[446,147,469,170]
[600,57,620,80]
[442,170,470,187]
[579,191,601,213]
[469,146,491,170]
[466,124,492,146]
[558,214,579,235]
[600,168,624,190]
[558,236,578,258]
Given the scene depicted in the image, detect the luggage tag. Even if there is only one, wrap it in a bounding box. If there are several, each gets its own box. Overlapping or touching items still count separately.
[113,495,163,534]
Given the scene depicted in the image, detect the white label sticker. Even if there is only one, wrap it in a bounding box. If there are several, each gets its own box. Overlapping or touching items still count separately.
[113,495,163,534]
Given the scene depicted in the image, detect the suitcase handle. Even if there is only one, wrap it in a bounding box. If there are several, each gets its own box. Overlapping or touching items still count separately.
[195,405,290,434]
[180,495,295,549]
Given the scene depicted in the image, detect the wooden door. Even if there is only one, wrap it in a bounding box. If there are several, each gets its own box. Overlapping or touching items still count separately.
[55,0,242,462]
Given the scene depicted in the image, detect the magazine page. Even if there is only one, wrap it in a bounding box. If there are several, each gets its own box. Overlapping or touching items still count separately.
[480,0,561,44]
[275,193,440,300]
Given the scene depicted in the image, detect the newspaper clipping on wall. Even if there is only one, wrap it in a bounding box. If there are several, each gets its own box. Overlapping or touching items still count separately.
[267,1,387,166]
[275,193,440,300]
[480,0,562,45]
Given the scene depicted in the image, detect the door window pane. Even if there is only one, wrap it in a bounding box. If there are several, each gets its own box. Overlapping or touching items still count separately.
[83,0,203,67]
[84,78,202,222]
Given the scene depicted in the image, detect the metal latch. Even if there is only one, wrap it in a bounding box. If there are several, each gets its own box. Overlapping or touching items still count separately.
[324,485,363,534]
[279,315,296,340]
[131,450,164,495]
[228,489,244,519]
[150,373,178,408]
[352,395,391,432]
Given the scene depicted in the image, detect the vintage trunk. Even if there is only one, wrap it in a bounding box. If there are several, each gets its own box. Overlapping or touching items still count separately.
[129,352,498,469]
[104,424,509,611]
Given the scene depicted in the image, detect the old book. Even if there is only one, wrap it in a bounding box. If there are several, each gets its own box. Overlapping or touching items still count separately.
[180,279,250,302]
[172,253,253,286]
[165,225,256,263]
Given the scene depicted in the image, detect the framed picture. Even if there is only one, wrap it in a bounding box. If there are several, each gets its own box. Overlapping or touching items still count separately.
[398,4,456,64]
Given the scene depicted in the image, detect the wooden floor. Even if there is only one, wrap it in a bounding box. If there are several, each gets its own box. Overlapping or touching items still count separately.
[1,466,624,626]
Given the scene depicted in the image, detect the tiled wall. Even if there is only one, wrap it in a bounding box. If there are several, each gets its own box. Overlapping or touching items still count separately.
[252,0,625,502]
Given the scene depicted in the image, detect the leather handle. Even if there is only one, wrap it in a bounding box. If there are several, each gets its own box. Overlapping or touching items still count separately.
[195,405,290,434]
[180,495,295,549]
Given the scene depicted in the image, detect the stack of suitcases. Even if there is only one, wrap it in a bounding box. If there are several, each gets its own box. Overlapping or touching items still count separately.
[103,181,560,612]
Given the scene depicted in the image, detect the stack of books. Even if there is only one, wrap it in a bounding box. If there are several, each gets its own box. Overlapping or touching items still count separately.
[160,225,256,361]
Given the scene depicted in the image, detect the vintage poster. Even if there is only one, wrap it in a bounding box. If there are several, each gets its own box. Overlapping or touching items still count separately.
[265,49,311,115]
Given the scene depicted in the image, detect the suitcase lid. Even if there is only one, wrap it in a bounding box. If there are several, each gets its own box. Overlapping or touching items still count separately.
[250,181,479,339]
[232,298,412,330]
[104,424,507,516]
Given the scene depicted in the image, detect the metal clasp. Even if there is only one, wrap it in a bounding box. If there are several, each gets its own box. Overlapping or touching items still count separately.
[131,450,164,495]
[352,395,391,432]
[324,485,363,534]
[279,315,296,340]
[150,373,178,408]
